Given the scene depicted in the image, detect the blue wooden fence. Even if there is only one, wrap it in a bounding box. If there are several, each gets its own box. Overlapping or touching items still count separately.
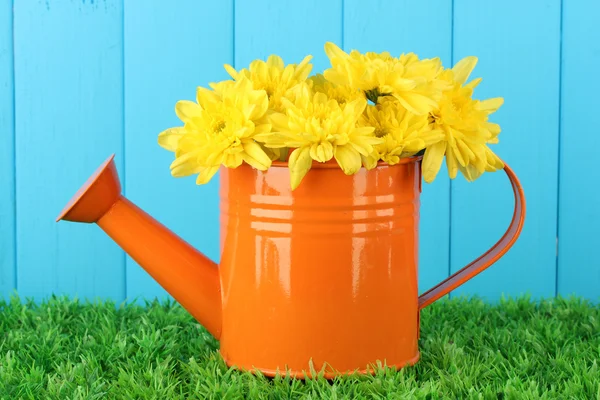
[0,0,598,303]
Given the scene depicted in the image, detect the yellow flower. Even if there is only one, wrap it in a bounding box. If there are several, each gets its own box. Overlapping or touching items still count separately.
[257,83,382,190]
[158,76,273,184]
[308,73,364,105]
[223,54,313,113]
[422,56,504,183]
[358,98,444,169]
[323,42,447,115]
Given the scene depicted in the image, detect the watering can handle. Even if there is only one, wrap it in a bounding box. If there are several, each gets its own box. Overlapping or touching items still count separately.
[418,162,526,310]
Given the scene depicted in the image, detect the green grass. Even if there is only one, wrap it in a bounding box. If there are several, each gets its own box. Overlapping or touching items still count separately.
[0,295,598,399]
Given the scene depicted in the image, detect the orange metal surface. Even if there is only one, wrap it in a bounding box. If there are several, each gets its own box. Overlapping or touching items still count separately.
[56,155,222,339]
[56,154,525,379]
[218,157,423,377]
[55,154,121,224]
[418,164,526,310]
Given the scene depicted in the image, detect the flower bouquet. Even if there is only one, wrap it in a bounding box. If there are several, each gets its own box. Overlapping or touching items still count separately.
[158,42,504,190]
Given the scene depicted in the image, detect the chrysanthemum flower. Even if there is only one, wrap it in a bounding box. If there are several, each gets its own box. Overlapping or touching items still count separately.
[158,46,508,189]
[158,76,273,184]
[422,56,504,183]
[257,83,382,190]
[323,42,447,115]
[358,98,444,169]
[223,54,313,114]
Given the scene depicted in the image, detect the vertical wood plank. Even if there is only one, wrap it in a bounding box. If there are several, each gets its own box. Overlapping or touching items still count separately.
[124,0,233,302]
[557,1,600,302]
[235,0,342,75]
[0,0,15,299]
[14,1,125,302]
[343,0,453,294]
[451,0,560,300]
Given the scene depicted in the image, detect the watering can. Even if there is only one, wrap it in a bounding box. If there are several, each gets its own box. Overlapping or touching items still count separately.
[56,153,525,379]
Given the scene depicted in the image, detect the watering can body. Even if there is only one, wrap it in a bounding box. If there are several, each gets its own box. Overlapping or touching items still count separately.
[57,154,525,379]
[219,158,422,376]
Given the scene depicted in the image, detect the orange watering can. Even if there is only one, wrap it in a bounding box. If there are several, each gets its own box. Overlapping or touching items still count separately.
[56,154,525,379]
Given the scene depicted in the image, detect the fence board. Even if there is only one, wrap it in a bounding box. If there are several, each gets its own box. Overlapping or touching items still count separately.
[450,0,560,300]
[14,0,125,301]
[557,1,600,302]
[235,0,342,74]
[0,0,15,299]
[124,0,233,302]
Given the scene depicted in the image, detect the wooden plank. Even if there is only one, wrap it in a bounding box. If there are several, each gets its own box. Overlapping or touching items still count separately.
[450,0,560,300]
[235,0,342,74]
[557,1,600,301]
[0,1,15,299]
[343,0,453,294]
[124,0,233,302]
[14,1,125,302]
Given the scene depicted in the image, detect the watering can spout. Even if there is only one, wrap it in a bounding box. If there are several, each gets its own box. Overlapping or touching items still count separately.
[56,154,222,339]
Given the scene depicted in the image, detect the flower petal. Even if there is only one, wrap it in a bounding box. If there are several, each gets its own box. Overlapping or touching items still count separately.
[294,55,314,81]
[446,145,459,179]
[324,42,348,61]
[224,64,239,80]
[158,127,186,151]
[310,142,334,162]
[393,92,437,115]
[485,122,502,136]
[334,145,362,175]
[253,123,272,135]
[223,152,244,169]
[456,139,476,163]
[464,77,482,91]
[198,86,224,110]
[476,97,504,112]
[362,152,379,170]
[267,54,284,70]
[420,130,445,147]
[392,78,417,91]
[452,56,478,85]
[170,151,201,177]
[422,141,447,183]
[458,163,483,182]
[288,146,313,190]
[268,113,290,132]
[448,137,467,167]
[471,143,488,173]
[484,147,504,171]
[242,141,272,170]
[175,100,202,123]
[196,166,220,185]
[258,143,283,161]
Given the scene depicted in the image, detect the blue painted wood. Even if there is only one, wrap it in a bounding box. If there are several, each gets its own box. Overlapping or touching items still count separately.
[235,0,342,75]
[124,0,233,302]
[2,0,600,302]
[0,0,15,300]
[343,0,452,295]
[14,0,125,302]
[557,1,600,302]
[450,0,560,300]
